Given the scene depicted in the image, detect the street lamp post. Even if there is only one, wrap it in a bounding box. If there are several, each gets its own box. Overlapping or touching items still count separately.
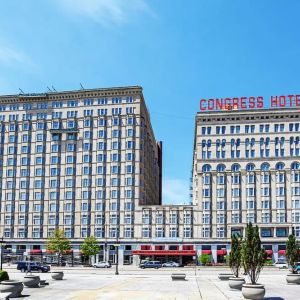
[0,237,5,271]
[115,234,119,275]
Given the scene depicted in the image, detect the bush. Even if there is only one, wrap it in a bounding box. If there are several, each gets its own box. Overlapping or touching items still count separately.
[199,254,211,266]
[0,271,9,282]
[264,259,273,266]
[242,223,266,284]
[229,234,242,277]
[286,234,299,274]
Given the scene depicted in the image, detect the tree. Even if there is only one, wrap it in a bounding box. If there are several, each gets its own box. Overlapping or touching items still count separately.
[80,236,100,265]
[46,229,71,266]
[241,223,266,284]
[286,234,299,274]
[198,254,211,266]
[229,234,242,277]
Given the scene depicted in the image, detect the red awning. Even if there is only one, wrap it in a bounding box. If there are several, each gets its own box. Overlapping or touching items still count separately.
[28,250,42,254]
[278,250,286,255]
[201,250,212,255]
[265,250,273,255]
[217,249,227,255]
[132,250,196,256]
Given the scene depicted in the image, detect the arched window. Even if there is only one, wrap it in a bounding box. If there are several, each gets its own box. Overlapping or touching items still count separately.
[216,139,220,147]
[246,163,255,172]
[231,139,235,147]
[261,163,270,171]
[280,137,285,145]
[217,164,226,172]
[260,138,264,146]
[236,139,241,147]
[221,139,226,147]
[276,162,285,170]
[291,162,300,170]
[290,137,294,144]
[265,138,270,145]
[202,140,206,147]
[231,164,241,172]
[202,164,212,172]
[245,138,249,147]
[250,138,255,146]
[207,139,212,147]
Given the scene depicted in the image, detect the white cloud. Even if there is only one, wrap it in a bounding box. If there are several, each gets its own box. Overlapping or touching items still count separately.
[58,0,155,26]
[162,179,191,205]
[0,44,32,67]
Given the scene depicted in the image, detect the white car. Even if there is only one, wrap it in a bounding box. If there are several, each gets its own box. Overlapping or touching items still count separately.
[162,261,180,267]
[273,261,288,269]
[92,261,111,268]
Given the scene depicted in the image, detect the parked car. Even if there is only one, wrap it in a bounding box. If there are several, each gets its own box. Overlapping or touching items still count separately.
[288,262,300,273]
[162,261,180,267]
[139,261,162,269]
[17,261,50,273]
[273,261,288,269]
[92,261,111,268]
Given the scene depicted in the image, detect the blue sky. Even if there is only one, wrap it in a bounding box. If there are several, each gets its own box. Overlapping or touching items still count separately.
[0,0,300,204]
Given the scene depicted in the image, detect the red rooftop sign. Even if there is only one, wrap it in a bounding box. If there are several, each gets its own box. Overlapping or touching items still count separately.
[199,95,300,111]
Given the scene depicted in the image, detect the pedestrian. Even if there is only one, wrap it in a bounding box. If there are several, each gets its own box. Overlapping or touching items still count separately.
[26,262,31,274]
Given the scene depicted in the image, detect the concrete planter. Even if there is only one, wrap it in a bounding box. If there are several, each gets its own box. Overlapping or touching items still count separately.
[0,280,24,298]
[286,273,300,284]
[228,277,245,290]
[51,271,64,280]
[242,283,265,300]
[23,275,40,288]
[218,273,234,281]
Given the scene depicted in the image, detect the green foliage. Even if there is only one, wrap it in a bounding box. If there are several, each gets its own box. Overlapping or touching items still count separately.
[264,259,273,266]
[80,236,100,258]
[199,254,211,266]
[229,234,242,277]
[46,229,71,266]
[224,255,230,265]
[286,234,299,274]
[0,270,9,282]
[241,223,266,284]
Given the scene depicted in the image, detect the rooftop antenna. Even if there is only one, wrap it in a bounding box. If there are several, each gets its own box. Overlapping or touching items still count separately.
[19,88,24,94]
[80,83,84,90]
[52,86,57,92]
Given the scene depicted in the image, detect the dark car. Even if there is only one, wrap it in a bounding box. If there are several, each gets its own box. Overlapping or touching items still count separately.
[17,261,50,273]
[139,261,162,269]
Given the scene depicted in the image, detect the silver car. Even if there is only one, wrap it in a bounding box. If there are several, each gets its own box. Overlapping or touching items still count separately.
[273,261,288,269]
[92,261,111,268]
[162,261,180,267]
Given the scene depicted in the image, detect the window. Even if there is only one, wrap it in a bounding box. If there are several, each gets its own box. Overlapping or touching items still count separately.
[142,228,150,238]
[156,227,164,238]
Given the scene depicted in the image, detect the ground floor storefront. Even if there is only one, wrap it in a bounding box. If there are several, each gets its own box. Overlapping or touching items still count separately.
[1,241,288,266]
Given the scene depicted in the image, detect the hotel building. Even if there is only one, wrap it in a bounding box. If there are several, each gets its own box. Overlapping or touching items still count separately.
[191,108,300,262]
[0,86,162,264]
[0,88,298,265]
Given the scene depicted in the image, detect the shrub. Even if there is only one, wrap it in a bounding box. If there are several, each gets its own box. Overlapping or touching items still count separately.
[286,234,299,274]
[0,271,9,282]
[264,259,273,266]
[229,234,242,277]
[241,223,266,284]
[199,254,211,266]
